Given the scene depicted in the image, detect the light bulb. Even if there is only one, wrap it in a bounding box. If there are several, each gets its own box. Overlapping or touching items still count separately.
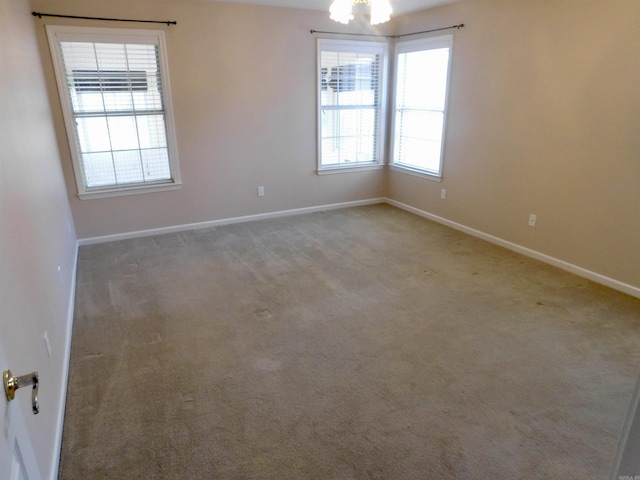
[370,0,392,25]
[329,0,354,25]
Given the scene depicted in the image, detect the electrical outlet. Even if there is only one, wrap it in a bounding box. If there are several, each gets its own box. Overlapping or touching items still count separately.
[528,214,537,227]
[257,186,265,197]
[440,188,447,200]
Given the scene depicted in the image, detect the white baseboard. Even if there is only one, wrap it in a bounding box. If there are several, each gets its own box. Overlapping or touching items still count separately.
[78,198,386,246]
[51,240,79,480]
[77,196,639,298]
[386,198,640,299]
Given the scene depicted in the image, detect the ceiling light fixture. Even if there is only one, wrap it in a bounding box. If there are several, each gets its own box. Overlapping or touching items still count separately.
[329,0,393,25]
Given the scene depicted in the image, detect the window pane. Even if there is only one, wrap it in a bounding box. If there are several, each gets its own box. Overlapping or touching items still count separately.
[142,149,171,180]
[396,48,449,111]
[393,39,451,176]
[61,42,99,113]
[395,136,443,172]
[318,41,385,169]
[396,110,444,143]
[94,43,127,70]
[321,52,379,107]
[82,152,115,187]
[77,117,111,153]
[113,150,144,184]
[107,116,139,151]
[101,91,134,113]
[321,108,376,165]
[126,45,163,111]
[72,91,105,113]
[63,43,157,113]
[137,115,167,149]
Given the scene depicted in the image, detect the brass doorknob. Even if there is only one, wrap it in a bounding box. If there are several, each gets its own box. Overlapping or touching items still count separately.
[3,370,39,414]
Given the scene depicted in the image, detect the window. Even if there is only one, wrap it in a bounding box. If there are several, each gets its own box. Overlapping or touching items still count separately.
[46,26,180,199]
[391,35,453,178]
[317,39,388,173]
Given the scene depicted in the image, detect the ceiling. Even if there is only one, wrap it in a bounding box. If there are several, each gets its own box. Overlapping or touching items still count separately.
[209,0,459,16]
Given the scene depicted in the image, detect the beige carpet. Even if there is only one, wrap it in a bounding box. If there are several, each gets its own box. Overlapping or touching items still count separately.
[60,204,640,479]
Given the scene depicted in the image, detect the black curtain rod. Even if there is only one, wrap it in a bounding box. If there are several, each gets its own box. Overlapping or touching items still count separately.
[32,11,176,26]
[310,23,463,39]
[393,23,464,38]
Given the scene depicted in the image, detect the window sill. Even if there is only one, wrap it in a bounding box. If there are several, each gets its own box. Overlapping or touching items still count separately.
[78,181,182,200]
[317,164,383,175]
[389,164,442,182]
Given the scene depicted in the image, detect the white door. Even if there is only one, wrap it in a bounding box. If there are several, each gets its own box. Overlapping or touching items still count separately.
[0,340,42,480]
[609,374,640,479]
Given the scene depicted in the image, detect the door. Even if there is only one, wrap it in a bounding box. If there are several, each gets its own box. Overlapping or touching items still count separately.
[0,340,42,480]
[609,373,640,479]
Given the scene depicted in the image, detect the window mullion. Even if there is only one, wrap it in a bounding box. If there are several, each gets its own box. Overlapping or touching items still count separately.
[123,45,147,183]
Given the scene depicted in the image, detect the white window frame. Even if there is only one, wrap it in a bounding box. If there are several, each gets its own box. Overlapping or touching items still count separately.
[317,39,388,174]
[46,25,181,199]
[390,34,453,180]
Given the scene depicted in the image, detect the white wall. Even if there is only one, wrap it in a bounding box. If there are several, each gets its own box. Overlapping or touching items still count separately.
[0,0,77,478]
[32,0,388,240]
[390,0,640,290]
[30,0,639,292]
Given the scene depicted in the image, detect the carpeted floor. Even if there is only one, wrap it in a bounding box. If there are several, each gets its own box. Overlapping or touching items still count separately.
[60,204,640,479]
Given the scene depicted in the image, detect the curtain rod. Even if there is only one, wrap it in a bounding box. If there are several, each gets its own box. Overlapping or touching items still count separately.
[310,23,463,39]
[32,11,177,26]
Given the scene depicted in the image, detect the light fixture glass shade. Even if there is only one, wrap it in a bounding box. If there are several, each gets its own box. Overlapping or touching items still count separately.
[329,0,354,25]
[329,0,392,25]
[370,0,392,25]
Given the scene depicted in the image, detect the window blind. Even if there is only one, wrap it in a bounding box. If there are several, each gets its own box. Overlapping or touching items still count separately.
[318,42,385,169]
[393,43,451,175]
[59,41,171,188]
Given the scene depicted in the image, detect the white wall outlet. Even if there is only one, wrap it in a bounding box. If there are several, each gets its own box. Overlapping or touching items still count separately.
[257,186,265,197]
[440,188,447,200]
[528,214,537,227]
[44,331,52,357]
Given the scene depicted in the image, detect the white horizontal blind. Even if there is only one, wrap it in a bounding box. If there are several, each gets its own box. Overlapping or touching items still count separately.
[59,40,171,188]
[393,37,452,176]
[318,41,386,169]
